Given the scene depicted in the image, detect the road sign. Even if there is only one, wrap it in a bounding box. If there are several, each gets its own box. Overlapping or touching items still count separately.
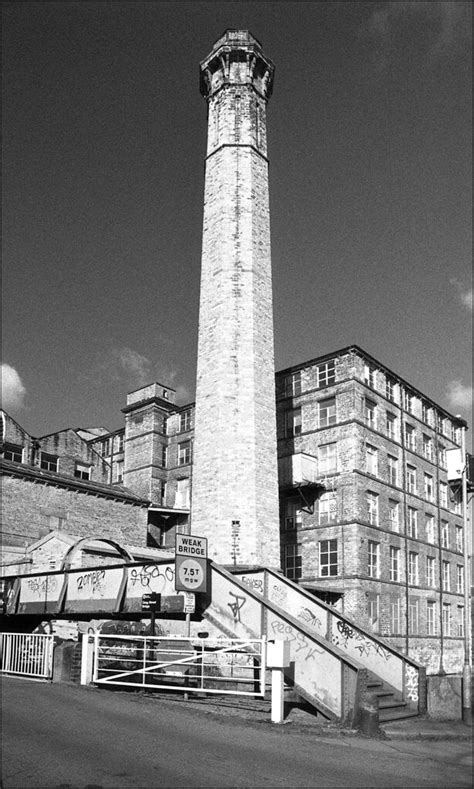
[141,593,161,612]
[183,592,195,614]
[175,533,208,593]
[175,534,208,558]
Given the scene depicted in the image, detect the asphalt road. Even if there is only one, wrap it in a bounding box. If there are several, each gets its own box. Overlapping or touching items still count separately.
[1,678,472,788]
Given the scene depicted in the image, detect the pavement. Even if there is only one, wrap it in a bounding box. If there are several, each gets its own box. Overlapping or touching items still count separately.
[147,690,473,741]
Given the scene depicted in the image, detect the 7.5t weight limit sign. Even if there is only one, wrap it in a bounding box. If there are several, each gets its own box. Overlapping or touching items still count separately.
[175,534,208,593]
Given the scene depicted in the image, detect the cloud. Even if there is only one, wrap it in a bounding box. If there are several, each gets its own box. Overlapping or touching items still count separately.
[450,279,473,311]
[446,380,473,410]
[1,364,26,410]
[362,1,471,68]
[114,347,151,385]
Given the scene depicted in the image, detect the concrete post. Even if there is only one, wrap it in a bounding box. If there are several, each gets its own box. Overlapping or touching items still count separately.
[80,634,94,685]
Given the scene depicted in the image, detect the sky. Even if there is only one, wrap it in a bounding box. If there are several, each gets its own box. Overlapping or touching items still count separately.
[2,0,472,441]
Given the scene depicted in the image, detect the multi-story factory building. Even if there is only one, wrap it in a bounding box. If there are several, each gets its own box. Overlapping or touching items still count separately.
[1,345,470,673]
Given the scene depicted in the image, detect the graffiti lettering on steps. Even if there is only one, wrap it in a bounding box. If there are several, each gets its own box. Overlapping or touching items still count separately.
[297,607,322,630]
[76,569,106,595]
[129,565,175,591]
[228,592,246,624]
[270,620,323,662]
[26,577,58,597]
[332,619,391,661]
[240,576,264,594]
[270,584,287,608]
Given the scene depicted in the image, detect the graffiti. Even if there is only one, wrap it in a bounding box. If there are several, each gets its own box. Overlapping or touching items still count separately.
[270,584,287,609]
[405,664,419,702]
[26,576,58,597]
[240,576,264,594]
[332,619,391,662]
[270,620,323,662]
[129,564,175,591]
[297,607,322,631]
[228,592,246,623]
[76,569,106,595]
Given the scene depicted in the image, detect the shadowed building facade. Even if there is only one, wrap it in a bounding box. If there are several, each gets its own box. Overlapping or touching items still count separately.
[191,31,280,566]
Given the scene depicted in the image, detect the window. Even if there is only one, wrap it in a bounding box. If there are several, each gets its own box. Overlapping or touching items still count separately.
[284,543,302,581]
[455,526,463,552]
[319,539,338,577]
[442,603,451,636]
[366,444,378,476]
[404,424,416,451]
[388,500,400,531]
[442,561,450,591]
[316,360,335,387]
[364,399,376,428]
[179,410,191,432]
[457,607,464,638]
[424,473,434,502]
[407,507,418,538]
[367,594,380,633]
[408,552,419,585]
[387,455,398,485]
[386,377,396,402]
[408,598,420,634]
[161,445,168,468]
[390,546,400,582]
[439,482,448,508]
[116,434,124,453]
[285,407,302,437]
[406,465,417,494]
[403,390,415,414]
[456,565,464,595]
[427,601,437,635]
[100,439,110,457]
[285,370,302,397]
[2,442,23,463]
[319,397,336,427]
[319,443,337,475]
[74,463,90,480]
[366,492,379,525]
[386,412,397,440]
[318,493,337,525]
[283,500,302,531]
[438,445,446,468]
[40,453,58,472]
[390,598,402,634]
[175,478,190,509]
[178,441,192,466]
[368,541,379,578]
[426,556,435,588]
[421,402,431,424]
[426,514,436,544]
[364,363,376,388]
[441,521,449,548]
[422,435,433,461]
[115,460,123,483]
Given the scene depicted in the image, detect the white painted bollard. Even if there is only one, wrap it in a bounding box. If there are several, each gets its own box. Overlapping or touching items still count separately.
[80,634,94,685]
[267,641,291,724]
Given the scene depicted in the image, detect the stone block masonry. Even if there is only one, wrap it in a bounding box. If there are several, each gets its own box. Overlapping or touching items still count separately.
[192,31,280,566]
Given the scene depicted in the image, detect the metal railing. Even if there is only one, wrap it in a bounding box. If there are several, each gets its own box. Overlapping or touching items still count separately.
[0,632,54,680]
[92,633,266,696]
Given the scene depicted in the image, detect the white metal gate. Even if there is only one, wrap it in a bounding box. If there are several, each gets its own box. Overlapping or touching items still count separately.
[0,632,54,680]
[93,634,267,696]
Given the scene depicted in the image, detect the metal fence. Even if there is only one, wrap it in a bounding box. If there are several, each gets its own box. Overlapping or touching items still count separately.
[0,632,54,680]
[93,633,267,696]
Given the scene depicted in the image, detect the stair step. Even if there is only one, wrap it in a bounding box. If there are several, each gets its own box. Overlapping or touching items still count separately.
[379,707,420,723]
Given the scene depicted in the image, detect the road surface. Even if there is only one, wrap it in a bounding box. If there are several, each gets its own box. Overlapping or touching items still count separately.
[1,678,472,788]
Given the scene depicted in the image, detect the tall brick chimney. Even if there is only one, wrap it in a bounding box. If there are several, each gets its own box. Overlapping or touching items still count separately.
[191,30,280,567]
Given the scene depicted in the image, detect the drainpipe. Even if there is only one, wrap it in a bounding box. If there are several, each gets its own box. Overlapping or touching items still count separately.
[435,430,445,674]
[459,421,472,725]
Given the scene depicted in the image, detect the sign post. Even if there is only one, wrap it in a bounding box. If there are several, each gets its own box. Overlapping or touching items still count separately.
[175,534,208,638]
